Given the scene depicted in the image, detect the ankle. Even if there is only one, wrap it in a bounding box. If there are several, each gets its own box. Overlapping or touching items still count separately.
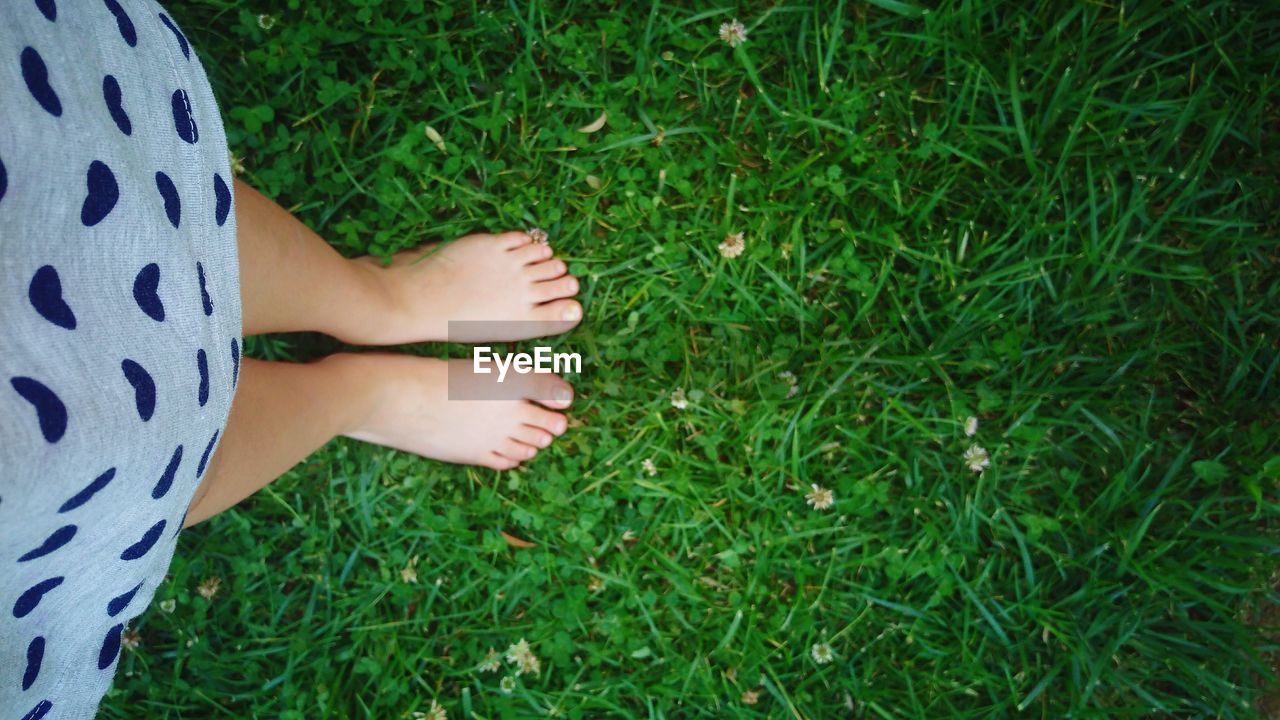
[312,353,386,438]
[325,260,401,344]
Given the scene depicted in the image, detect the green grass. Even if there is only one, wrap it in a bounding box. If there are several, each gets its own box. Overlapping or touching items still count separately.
[104,1,1279,717]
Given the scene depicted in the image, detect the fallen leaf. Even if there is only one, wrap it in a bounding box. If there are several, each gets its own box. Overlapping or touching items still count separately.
[576,110,608,134]
[501,530,537,549]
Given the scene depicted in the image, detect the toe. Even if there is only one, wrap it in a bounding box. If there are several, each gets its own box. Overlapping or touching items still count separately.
[533,298,583,329]
[486,453,520,470]
[533,275,579,302]
[497,438,539,462]
[494,231,532,250]
[512,424,555,449]
[513,242,554,264]
[530,374,574,409]
[523,405,568,435]
[527,258,567,281]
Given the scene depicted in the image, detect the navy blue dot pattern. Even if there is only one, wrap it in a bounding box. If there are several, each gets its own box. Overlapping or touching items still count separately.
[103,74,132,135]
[10,377,67,443]
[155,170,181,227]
[121,359,156,421]
[197,261,214,315]
[101,0,136,47]
[21,47,61,117]
[22,637,44,690]
[21,699,53,720]
[197,349,210,405]
[158,13,189,59]
[28,265,77,330]
[17,525,77,562]
[97,624,123,670]
[213,173,230,226]
[171,89,197,144]
[81,160,119,226]
[13,577,63,619]
[106,582,142,617]
[196,430,219,478]
[151,445,182,499]
[34,0,56,22]
[119,520,165,561]
[2,5,242,715]
[133,262,165,321]
[59,468,115,512]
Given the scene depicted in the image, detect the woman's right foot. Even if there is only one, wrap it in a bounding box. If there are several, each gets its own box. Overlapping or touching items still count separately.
[330,353,573,470]
[355,231,583,344]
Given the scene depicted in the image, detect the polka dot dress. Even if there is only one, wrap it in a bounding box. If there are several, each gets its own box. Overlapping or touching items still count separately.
[0,1,241,717]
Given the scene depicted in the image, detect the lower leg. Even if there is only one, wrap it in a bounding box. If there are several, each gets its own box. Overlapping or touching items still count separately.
[234,180,393,340]
[184,354,574,527]
[183,355,373,526]
[233,179,582,343]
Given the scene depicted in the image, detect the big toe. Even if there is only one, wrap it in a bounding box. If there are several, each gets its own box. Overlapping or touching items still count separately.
[534,298,583,332]
[528,373,574,409]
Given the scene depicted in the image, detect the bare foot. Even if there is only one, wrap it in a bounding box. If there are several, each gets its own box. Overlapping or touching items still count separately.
[335,353,573,470]
[357,231,583,343]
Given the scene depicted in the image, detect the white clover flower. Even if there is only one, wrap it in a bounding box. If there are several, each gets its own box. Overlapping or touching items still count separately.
[671,388,689,410]
[641,458,658,477]
[426,701,447,720]
[256,14,276,30]
[122,628,141,650]
[505,638,541,676]
[740,689,759,704]
[719,18,747,47]
[499,675,516,694]
[963,444,990,473]
[719,231,745,258]
[197,576,221,600]
[479,647,501,673]
[401,556,419,584]
[528,227,549,245]
[811,642,835,664]
[779,371,800,398]
[964,416,978,437]
[805,484,834,511]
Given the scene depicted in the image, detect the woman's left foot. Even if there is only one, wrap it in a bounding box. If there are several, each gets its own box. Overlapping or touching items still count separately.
[355,230,582,343]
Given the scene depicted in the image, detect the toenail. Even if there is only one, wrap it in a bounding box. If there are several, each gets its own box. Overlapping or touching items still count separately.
[525,446,536,458]
[556,387,573,404]
[563,304,582,321]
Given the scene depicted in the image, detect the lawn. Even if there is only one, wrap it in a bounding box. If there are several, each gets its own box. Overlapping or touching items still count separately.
[103,1,1279,717]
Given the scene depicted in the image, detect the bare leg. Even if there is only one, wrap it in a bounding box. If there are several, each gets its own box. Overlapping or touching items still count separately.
[185,354,572,527]
[234,179,582,343]
[184,356,366,526]
[184,181,582,526]
[233,180,393,340]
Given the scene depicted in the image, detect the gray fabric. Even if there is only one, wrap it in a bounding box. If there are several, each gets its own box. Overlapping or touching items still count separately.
[0,0,241,716]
